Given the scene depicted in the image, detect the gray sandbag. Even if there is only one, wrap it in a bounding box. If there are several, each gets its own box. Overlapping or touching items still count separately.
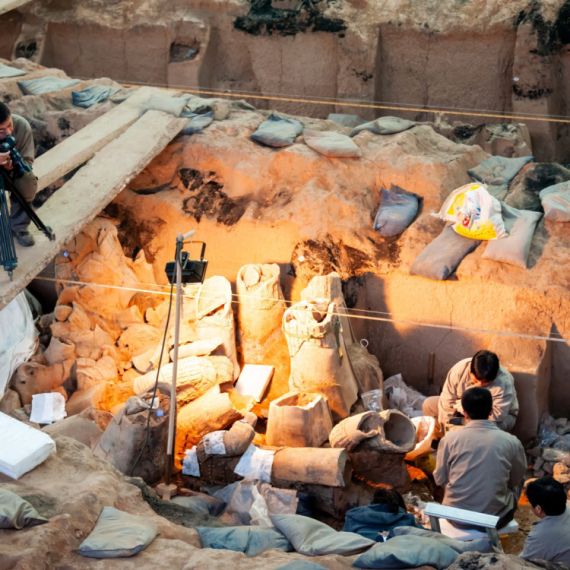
[251,113,303,148]
[353,535,458,569]
[140,94,187,117]
[78,507,158,558]
[327,113,365,128]
[72,84,118,108]
[390,526,494,554]
[351,116,415,137]
[271,514,374,556]
[468,155,533,200]
[303,129,362,158]
[171,492,225,516]
[275,560,326,570]
[0,64,26,78]
[410,225,481,281]
[540,181,570,221]
[18,76,81,95]
[505,162,570,211]
[481,203,542,268]
[0,488,48,529]
[196,526,293,557]
[181,111,214,135]
[374,186,420,236]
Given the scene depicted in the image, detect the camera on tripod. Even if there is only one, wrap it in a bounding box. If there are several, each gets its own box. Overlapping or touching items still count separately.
[0,135,32,179]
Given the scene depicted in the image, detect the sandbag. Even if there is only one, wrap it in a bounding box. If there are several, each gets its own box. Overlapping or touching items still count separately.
[140,94,187,117]
[351,116,415,137]
[196,526,293,557]
[196,276,240,379]
[236,263,286,363]
[346,343,384,395]
[171,492,225,516]
[439,183,507,240]
[327,113,365,128]
[343,505,421,540]
[373,187,420,237]
[72,84,118,108]
[468,155,533,200]
[0,488,48,529]
[181,111,214,135]
[283,300,358,421]
[410,225,481,281]
[0,63,26,78]
[481,203,542,269]
[251,113,303,147]
[271,514,375,556]
[390,526,494,554]
[329,412,383,451]
[353,535,458,569]
[18,76,81,95]
[303,129,362,158]
[540,181,570,221]
[78,507,158,558]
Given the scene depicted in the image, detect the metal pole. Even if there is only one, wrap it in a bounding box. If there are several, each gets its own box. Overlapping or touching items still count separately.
[165,234,183,486]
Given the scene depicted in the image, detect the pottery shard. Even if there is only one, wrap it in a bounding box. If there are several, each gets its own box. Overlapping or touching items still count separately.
[117,324,162,358]
[52,324,115,360]
[0,389,22,415]
[329,411,383,452]
[54,304,73,322]
[76,356,119,391]
[357,409,417,454]
[44,337,75,366]
[553,462,570,483]
[113,305,144,330]
[175,386,243,468]
[134,355,233,406]
[223,421,256,456]
[12,360,72,405]
[169,337,223,361]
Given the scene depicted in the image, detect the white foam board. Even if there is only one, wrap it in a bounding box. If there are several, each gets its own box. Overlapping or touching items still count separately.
[234,364,274,402]
[0,412,56,479]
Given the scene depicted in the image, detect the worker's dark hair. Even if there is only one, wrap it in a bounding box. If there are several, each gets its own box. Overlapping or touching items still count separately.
[0,102,11,124]
[470,350,500,383]
[526,477,567,516]
[461,387,493,420]
[371,487,407,514]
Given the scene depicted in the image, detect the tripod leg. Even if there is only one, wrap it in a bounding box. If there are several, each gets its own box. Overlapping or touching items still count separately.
[2,173,56,241]
[0,178,18,277]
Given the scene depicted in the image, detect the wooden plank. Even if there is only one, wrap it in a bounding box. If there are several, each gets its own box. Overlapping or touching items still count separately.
[0,0,33,16]
[424,502,499,528]
[0,110,188,310]
[34,87,181,191]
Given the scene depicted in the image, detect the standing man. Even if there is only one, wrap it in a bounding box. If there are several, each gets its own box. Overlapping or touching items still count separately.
[423,350,518,433]
[434,387,526,527]
[0,101,38,247]
[521,477,570,564]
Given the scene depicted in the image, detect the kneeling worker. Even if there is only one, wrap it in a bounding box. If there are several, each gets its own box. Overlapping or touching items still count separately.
[423,350,518,433]
[0,102,38,247]
[521,477,570,564]
[434,387,526,527]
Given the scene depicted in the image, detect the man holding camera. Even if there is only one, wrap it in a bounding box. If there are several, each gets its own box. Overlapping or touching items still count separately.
[0,102,38,247]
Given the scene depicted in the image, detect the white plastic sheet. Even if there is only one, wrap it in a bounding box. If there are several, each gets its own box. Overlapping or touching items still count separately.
[405,416,436,461]
[385,374,425,417]
[0,412,56,479]
[0,292,37,400]
[203,431,226,455]
[234,445,275,484]
[29,393,67,424]
[182,446,200,477]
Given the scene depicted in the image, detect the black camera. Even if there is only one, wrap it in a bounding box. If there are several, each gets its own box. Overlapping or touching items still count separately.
[0,135,32,179]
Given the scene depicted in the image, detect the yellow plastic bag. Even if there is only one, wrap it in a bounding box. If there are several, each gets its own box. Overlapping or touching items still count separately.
[439,183,508,240]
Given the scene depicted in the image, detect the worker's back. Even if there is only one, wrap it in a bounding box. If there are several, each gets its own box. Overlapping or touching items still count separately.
[434,419,526,517]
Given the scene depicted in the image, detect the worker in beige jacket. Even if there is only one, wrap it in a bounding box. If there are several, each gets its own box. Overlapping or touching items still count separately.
[423,350,519,433]
[434,387,527,528]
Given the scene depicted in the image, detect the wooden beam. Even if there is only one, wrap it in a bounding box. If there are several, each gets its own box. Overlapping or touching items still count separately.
[34,87,181,191]
[0,110,188,311]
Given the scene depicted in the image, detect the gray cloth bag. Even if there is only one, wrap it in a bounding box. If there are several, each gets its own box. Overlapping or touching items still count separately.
[0,488,48,529]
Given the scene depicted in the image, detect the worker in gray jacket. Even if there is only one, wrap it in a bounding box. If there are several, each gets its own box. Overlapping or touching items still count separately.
[423,350,519,434]
[434,387,527,528]
[521,477,570,564]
